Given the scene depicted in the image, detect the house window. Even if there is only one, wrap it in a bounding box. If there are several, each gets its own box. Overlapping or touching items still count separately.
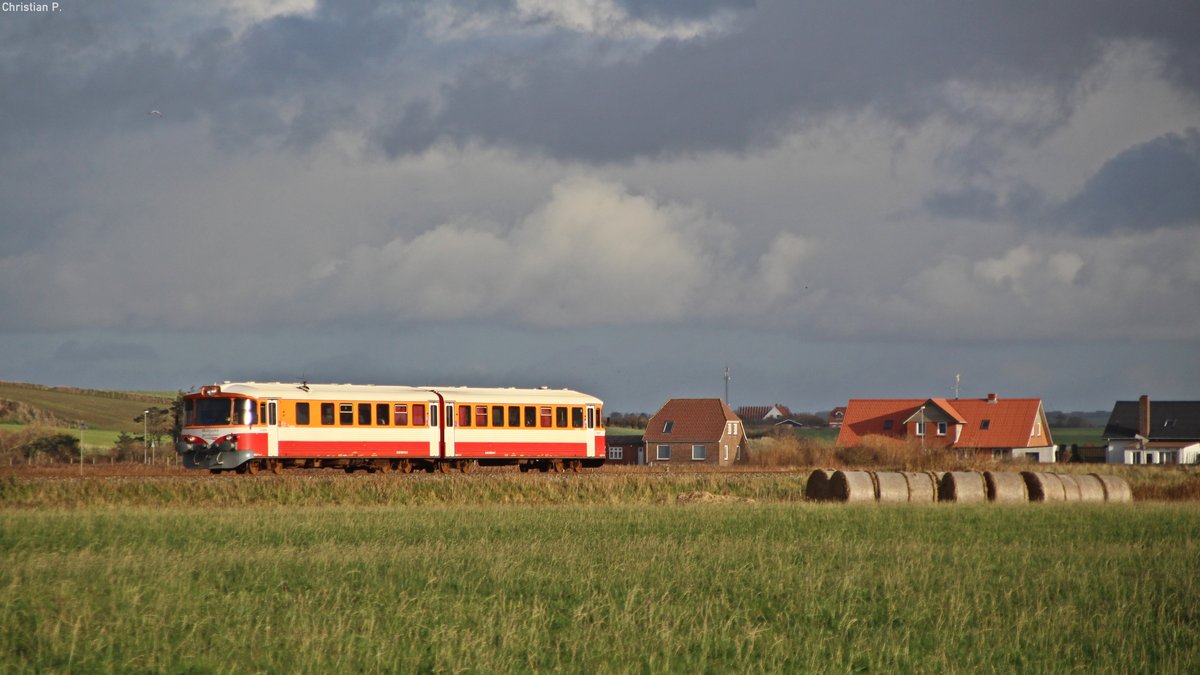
[915,422,925,436]
[723,445,729,462]
[937,422,947,436]
[608,447,623,461]
[1034,420,1042,437]
[692,444,706,461]
[980,419,991,430]
[656,444,671,461]
[662,420,675,433]
[883,420,894,431]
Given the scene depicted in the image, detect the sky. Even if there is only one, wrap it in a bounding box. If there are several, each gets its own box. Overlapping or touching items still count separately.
[1,0,1198,414]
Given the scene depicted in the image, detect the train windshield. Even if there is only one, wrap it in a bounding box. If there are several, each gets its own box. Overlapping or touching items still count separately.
[186,396,255,426]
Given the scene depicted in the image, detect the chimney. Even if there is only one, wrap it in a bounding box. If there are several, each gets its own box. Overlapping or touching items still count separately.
[986,393,998,403]
[1138,395,1151,439]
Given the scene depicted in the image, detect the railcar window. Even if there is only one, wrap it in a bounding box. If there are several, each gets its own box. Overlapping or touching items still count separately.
[296,402,310,425]
[508,406,521,427]
[430,405,438,427]
[492,405,504,427]
[321,403,335,425]
[524,406,536,427]
[376,403,390,426]
[395,404,409,426]
[413,404,426,426]
[587,408,594,429]
[475,405,488,427]
[571,407,584,428]
[340,403,354,425]
[459,404,471,427]
[258,402,267,426]
[358,403,372,426]
[540,406,553,428]
[235,399,254,425]
[191,398,236,426]
[556,407,568,428]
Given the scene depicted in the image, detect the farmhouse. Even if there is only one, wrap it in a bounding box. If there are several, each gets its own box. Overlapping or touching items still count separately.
[836,394,1056,462]
[644,398,745,466]
[1102,395,1200,465]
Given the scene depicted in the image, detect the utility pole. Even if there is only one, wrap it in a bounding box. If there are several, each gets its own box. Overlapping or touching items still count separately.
[724,365,731,406]
[143,410,150,464]
[78,421,86,476]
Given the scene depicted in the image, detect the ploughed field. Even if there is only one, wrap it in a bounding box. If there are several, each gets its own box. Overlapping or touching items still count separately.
[2,472,1198,672]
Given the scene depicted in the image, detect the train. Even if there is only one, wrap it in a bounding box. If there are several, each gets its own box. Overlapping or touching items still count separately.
[176,382,606,474]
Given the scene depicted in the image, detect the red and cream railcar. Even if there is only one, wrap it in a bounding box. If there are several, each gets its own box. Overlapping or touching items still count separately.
[177,382,606,474]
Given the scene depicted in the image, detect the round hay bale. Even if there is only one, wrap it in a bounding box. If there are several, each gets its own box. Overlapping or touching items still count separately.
[805,469,835,502]
[829,470,876,503]
[1022,472,1065,502]
[984,471,1029,503]
[939,471,987,503]
[1074,474,1106,503]
[873,471,910,503]
[1092,474,1133,503]
[1056,473,1082,501]
[903,472,938,503]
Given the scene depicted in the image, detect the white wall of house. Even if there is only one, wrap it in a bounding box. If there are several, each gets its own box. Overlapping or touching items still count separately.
[1106,440,1200,465]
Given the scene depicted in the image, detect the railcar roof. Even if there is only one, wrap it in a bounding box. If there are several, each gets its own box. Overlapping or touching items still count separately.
[188,382,601,404]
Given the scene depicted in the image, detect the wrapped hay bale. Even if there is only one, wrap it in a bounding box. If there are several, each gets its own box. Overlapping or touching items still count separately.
[939,471,987,503]
[873,471,910,503]
[1092,474,1133,503]
[1057,473,1082,501]
[903,472,938,503]
[1074,474,1106,503]
[829,470,876,503]
[805,469,835,502]
[984,471,1029,503]
[1022,472,1065,502]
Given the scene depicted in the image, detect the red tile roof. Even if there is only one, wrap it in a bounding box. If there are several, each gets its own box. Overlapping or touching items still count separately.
[836,396,1051,449]
[645,398,741,443]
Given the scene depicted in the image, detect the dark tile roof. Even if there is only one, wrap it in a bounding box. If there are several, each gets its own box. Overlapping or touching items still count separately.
[1103,401,1200,440]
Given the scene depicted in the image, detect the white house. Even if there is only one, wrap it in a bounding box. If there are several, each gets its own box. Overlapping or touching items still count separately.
[1103,396,1200,465]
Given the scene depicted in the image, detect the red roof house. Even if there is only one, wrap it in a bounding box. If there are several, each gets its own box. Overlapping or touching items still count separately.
[645,398,745,466]
[836,394,1056,462]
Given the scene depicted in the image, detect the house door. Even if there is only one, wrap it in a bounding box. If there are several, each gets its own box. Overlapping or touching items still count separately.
[637,447,645,465]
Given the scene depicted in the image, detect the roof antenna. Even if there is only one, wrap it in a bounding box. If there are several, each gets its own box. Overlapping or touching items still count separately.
[724,365,731,405]
[954,372,960,400]
[299,375,310,392]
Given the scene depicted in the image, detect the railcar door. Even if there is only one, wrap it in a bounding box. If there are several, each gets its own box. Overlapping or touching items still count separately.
[442,399,456,459]
[266,400,279,457]
[586,404,597,458]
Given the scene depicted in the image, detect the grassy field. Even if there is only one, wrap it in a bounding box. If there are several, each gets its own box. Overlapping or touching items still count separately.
[0,381,173,435]
[1,475,1198,672]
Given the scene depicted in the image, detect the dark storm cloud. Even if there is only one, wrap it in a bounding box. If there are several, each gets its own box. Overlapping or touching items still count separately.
[377,0,1200,162]
[1057,129,1200,233]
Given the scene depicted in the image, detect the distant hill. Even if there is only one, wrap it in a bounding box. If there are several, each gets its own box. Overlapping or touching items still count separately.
[0,381,175,433]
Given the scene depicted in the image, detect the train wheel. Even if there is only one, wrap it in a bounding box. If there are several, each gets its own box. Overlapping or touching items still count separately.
[519,462,532,473]
[549,459,565,473]
[243,461,260,475]
[569,460,582,473]
[271,460,283,475]
[437,462,452,474]
[458,460,474,474]
[377,461,393,474]
[399,460,413,474]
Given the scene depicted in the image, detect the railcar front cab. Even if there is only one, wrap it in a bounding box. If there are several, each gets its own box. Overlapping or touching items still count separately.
[177,385,266,473]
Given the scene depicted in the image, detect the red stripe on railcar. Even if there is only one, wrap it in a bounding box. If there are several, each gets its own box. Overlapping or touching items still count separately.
[236,433,268,454]
[277,440,434,458]
[452,441,588,458]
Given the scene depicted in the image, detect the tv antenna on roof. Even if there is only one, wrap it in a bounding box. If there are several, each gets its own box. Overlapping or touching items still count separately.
[724,365,731,405]
[954,372,960,399]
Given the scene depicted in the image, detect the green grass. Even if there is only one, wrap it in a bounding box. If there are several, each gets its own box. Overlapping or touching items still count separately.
[0,381,173,435]
[1051,427,1105,446]
[1,491,1197,672]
